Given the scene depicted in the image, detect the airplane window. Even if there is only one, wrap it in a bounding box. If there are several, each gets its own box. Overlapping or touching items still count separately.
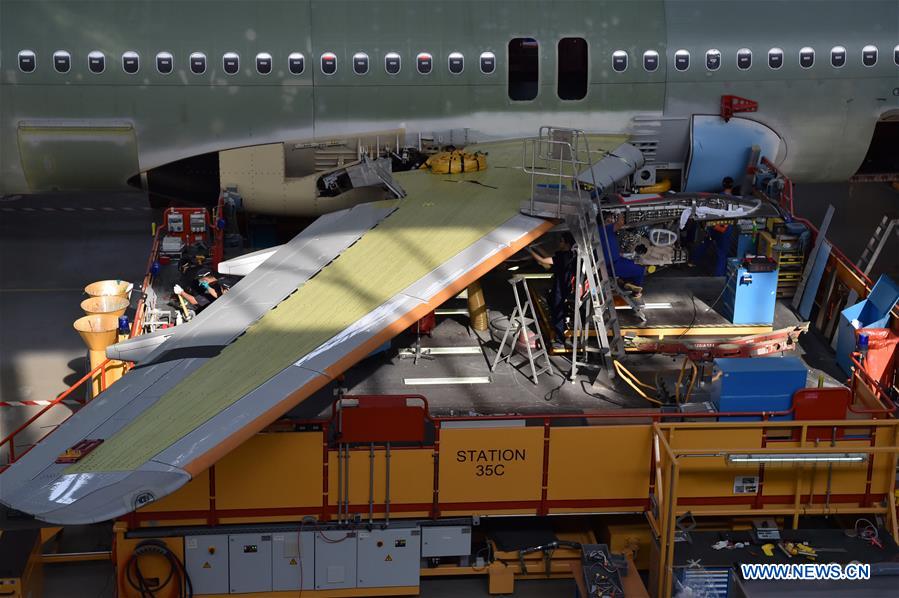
[706,49,721,71]
[508,39,537,99]
[830,46,846,68]
[54,50,71,74]
[612,50,628,72]
[737,48,752,70]
[288,52,305,75]
[321,52,337,75]
[558,38,588,100]
[353,52,369,75]
[862,45,877,67]
[190,52,207,74]
[256,52,272,75]
[122,51,140,74]
[894,45,899,66]
[799,47,815,69]
[674,49,690,71]
[479,51,496,74]
[385,52,401,74]
[18,50,36,72]
[88,50,106,74]
[416,52,433,74]
[643,49,659,72]
[448,51,464,74]
[223,52,240,75]
[156,52,173,74]
[767,48,783,69]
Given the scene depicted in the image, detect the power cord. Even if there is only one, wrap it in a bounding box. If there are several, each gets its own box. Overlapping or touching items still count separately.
[123,539,193,598]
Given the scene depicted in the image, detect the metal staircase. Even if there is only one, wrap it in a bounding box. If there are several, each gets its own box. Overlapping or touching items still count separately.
[520,126,632,381]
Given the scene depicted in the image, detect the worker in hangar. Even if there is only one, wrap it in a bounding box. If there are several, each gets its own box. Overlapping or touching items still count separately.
[600,214,646,296]
[174,269,229,312]
[528,232,576,349]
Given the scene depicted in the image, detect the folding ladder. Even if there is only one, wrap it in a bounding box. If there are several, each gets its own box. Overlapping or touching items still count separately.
[491,275,553,385]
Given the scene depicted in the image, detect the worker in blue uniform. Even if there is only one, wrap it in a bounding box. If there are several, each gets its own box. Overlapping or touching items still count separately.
[688,177,737,275]
[528,232,576,349]
[600,214,646,291]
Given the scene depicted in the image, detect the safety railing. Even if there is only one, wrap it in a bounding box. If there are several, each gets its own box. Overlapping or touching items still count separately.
[130,225,164,338]
[0,359,115,471]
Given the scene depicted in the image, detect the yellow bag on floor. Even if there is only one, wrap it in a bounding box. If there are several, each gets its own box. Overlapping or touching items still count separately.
[421,150,487,174]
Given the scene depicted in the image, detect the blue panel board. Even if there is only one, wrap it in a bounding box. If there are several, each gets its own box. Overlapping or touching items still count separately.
[798,241,832,320]
[684,116,781,192]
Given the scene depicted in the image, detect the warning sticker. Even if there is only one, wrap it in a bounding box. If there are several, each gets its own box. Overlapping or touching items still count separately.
[289,558,298,566]
[385,554,393,562]
[733,475,759,494]
[202,562,211,569]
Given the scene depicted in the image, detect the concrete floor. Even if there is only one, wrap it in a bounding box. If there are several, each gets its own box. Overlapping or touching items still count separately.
[0,192,153,461]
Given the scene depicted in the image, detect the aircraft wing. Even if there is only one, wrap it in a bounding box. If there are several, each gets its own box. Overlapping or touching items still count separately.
[0,138,628,524]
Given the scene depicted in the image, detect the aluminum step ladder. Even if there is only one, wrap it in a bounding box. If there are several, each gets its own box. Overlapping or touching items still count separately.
[566,201,626,382]
[858,215,898,276]
[491,275,553,384]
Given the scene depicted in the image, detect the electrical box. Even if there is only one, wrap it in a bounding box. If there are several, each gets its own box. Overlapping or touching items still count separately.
[229,533,272,594]
[711,357,807,421]
[314,531,357,590]
[272,531,315,591]
[357,526,421,588]
[721,258,778,325]
[184,534,229,595]
[421,525,471,558]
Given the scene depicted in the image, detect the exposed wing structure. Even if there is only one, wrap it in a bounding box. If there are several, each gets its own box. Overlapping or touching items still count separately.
[0,138,638,524]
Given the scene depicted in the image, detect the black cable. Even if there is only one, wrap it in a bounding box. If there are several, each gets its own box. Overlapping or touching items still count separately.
[124,539,193,598]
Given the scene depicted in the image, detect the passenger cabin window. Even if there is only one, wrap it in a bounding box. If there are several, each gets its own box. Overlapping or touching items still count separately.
[706,49,721,71]
[417,52,433,74]
[353,52,369,75]
[448,51,464,74]
[643,49,659,72]
[799,47,815,69]
[737,48,752,70]
[288,52,305,75]
[385,52,401,74]
[88,51,105,73]
[558,38,588,100]
[862,45,877,67]
[768,48,783,69]
[156,52,173,74]
[479,51,496,74]
[18,50,36,72]
[894,45,899,66]
[54,50,71,73]
[610,50,627,72]
[256,52,272,75]
[321,52,337,75]
[122,51,140,74]
[830,46,846,68]
[223,52,240,75]
[674,49,689,71]
[190,52,207,74]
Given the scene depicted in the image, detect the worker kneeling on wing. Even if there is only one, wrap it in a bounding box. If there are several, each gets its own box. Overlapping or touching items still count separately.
[174,269,229,312]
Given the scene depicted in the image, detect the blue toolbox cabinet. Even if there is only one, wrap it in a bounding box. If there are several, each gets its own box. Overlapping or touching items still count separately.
[720,258,778,325]
[711,357,807,421]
